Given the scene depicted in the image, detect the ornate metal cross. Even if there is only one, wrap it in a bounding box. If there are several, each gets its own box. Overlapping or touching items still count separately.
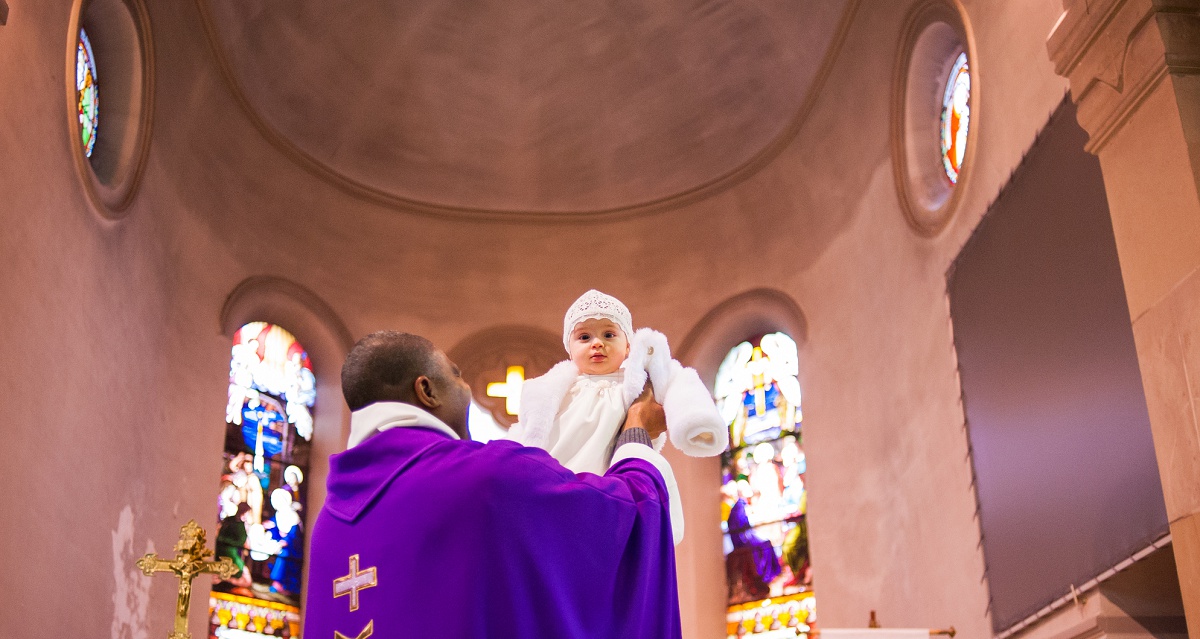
[137,520,238,639]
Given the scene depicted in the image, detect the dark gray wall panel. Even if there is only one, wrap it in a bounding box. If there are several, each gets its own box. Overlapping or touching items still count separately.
[948,100,1168,633]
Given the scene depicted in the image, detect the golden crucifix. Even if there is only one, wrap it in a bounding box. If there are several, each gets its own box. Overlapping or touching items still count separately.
[137,520,239,639]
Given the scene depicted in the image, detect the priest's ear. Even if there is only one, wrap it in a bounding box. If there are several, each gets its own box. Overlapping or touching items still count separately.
[413,375,441,409]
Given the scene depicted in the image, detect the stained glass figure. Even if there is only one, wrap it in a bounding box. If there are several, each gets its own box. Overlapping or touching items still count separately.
[76,28,99,158]
[211,322,315,639]
[940,52,971,184]
[717,334,815,638]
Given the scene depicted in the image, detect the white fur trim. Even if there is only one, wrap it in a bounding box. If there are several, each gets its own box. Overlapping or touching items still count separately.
[625,329,726,458]
[610,444,685,545]
[623,328,672,405]
[515,327,726,461]
[662,366,729,457]
[505,419,526,442]
[623,360,648,407]
[646,347,677,402]
[510,360,579,449]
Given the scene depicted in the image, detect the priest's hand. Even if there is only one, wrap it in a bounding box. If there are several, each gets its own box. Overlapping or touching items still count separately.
[624,382,667,440]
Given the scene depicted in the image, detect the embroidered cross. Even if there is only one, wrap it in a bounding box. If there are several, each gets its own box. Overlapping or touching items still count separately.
[335,620,374,639]
[333,554,377,612]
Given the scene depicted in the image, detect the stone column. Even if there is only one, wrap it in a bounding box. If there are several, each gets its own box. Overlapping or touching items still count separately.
[1049,1,1200,633]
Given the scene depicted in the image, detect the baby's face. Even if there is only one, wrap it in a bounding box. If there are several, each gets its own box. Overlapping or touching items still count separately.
[569,318,630,375]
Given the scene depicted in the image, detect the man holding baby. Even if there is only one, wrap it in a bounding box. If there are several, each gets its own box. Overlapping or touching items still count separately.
[304,321,685,639]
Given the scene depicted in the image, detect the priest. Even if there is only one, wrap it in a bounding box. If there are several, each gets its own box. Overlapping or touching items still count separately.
[304,331,683,638]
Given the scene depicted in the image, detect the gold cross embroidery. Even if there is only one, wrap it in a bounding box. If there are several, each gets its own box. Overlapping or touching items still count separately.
[333,554,377,612]
[335,619,374,639]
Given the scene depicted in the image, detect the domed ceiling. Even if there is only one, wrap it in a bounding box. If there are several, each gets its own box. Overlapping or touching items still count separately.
[198,0,853,216]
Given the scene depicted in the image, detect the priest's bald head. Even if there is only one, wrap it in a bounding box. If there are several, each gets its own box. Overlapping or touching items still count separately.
[341,331,472,438]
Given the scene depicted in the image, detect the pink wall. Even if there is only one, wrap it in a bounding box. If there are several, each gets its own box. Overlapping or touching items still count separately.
[0,0,1069,636]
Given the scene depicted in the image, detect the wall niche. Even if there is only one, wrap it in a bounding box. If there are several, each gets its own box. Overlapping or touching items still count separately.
[67,0,154,218]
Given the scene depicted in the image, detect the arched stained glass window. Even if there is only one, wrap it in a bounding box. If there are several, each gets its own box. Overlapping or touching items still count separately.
[940,52,970,184]
[718,333,816,638]
[210,322,317,639]
[76,28,99,158]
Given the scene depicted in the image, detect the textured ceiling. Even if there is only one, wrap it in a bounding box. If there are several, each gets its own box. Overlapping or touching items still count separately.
[199,0,853,215]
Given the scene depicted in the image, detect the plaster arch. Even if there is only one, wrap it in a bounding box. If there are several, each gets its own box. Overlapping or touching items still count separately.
[446,324,563,428]
[219,275,354,573]
[677,288,809,389]
[668,287,810,638]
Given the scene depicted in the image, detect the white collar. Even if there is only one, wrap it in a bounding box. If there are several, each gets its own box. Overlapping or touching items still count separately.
[347,401,460,449]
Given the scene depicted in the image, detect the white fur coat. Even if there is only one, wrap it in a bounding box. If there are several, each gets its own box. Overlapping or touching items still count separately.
[508,328,729,459]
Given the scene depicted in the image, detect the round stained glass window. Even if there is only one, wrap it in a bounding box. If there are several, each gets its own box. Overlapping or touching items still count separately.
[76,28,99,158]
[940,52,970,184]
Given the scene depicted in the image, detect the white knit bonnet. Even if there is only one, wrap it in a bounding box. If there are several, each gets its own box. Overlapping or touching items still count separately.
[562,289,633,352]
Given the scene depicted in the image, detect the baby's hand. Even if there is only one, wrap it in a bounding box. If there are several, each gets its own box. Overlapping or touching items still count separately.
[625,381,667,440]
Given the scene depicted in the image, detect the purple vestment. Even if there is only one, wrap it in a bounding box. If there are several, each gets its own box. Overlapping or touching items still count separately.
[305,425,682,638]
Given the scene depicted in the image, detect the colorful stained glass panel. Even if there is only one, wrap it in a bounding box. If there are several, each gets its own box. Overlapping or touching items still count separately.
[76,28,99,158]
[722,437,806,530]
[716,334,802,450]
[210,592,300,639]
[940,52,970,184]
[212,323,315,639]
[717,334,814,638]
[726,592,815,638]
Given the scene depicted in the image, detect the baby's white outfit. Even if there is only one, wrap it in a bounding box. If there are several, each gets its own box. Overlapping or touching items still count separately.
[508,328,728,474]
[547,372,626,475]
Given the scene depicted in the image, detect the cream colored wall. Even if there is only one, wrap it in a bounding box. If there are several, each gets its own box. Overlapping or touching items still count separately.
[0,0,1069,637]
[0,5,221,638]
[785,0,1071,634]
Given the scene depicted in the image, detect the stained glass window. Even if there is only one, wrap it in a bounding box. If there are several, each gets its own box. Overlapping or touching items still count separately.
[210,322,317,639]
[940,52,970,184]
[76,28,99,158]
[717,333,815,638]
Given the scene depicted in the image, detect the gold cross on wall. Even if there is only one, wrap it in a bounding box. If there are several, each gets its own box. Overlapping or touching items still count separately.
[334,554,378,612]
[137,520,238,639]
[486,365,525,415]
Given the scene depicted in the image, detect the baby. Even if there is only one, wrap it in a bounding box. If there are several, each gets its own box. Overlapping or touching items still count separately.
[508,290,728,475]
